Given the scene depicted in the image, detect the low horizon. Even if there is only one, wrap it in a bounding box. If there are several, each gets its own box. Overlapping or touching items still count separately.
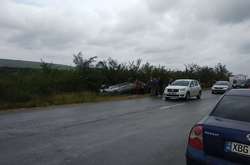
[0,57,249,77]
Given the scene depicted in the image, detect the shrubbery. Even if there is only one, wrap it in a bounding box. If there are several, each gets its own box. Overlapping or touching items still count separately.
[0,52,231,108]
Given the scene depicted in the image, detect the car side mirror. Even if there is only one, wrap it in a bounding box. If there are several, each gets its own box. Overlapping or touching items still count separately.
[190,84,194,87]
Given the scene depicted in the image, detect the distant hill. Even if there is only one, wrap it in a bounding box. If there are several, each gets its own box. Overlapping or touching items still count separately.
[0,59,73,70]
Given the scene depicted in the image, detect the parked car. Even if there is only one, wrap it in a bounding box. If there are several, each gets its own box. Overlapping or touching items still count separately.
[163,79,202,100]
[100,82,136,94]
[245,79,250,88]
[211,81,231,94]
[186,89,250,165]
[240,82,247,88]
[238,79,250,89]
[230,74,247,89]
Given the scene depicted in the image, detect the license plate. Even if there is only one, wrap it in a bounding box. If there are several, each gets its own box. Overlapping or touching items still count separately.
[225,142,250,156]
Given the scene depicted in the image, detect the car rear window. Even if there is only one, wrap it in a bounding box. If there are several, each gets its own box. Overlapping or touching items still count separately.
[211,96,250,122]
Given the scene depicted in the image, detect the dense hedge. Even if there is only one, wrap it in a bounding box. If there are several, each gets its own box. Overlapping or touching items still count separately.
[0,54,231,104]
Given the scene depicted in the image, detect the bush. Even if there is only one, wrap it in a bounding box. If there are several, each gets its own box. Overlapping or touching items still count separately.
[0,55,231,108]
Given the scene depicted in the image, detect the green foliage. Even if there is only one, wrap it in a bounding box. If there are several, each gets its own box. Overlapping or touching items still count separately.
[0,54,231,109]
[73,52,97,70]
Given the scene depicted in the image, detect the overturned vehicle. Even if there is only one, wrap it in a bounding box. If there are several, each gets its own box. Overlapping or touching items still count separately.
[100,81,145,95]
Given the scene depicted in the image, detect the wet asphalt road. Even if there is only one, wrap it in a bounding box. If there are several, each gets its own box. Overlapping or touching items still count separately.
[0,91,221,165]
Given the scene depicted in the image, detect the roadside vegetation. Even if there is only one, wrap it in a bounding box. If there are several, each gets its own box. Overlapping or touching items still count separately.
[0,52,231,110]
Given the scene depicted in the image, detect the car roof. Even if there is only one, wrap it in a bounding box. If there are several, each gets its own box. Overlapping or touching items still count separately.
[175,79,196,81]
[226,89,250,97]
[216,81,229,82]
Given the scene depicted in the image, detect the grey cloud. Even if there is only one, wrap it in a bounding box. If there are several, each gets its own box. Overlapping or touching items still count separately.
[238,42,250,54]
[115,4,160,34]
[141,46,183,55]
[7,29,82,49]
[0,0,101,50]
[0,0,250,75]
[195,0,250,24]
[146,0,250,24]
[145,0,182,13]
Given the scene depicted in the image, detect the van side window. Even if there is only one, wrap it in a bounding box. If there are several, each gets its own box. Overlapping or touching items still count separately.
[194,81,199,86]
[190,81,195,87]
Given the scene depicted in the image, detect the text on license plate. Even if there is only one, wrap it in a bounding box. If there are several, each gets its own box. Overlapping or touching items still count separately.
[225,142,250,156]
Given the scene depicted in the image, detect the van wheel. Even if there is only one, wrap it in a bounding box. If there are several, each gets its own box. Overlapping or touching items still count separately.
[197,91,202,99]
[185,92,190,101]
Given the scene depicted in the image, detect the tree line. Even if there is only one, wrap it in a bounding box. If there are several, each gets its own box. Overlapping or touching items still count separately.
[0,52,231,104]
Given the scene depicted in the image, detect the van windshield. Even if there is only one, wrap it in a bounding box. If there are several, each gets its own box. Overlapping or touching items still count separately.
[215,81,229,85]
[171,80,190,86]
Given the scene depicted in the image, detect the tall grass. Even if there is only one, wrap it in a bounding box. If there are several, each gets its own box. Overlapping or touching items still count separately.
[0,91,146,110]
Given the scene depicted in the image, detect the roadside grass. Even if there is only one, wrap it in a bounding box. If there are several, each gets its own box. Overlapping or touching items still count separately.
[0,92,147,111]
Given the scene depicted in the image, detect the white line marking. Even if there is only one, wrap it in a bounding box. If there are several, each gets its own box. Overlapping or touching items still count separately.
[159,103,185,110]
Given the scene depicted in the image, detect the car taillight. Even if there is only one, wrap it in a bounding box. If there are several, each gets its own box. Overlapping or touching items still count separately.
[188,125,203,150]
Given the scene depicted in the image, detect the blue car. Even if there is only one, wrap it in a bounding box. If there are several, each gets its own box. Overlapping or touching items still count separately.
[186,89,250,165]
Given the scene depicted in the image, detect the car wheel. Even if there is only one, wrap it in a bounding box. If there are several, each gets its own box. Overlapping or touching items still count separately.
[164,97,168,101]
[186,159,191,165]
[197,91,202,99]
[185,92,190,101]
[186,157,198,165]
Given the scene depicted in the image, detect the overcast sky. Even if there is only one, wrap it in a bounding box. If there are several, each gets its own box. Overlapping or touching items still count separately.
[1,0,250,75]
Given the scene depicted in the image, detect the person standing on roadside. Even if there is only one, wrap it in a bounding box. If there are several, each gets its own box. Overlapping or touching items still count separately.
[158,77,163,96]
[134,79,143,95]
[148,77,153,95]
[151,78,158,96]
